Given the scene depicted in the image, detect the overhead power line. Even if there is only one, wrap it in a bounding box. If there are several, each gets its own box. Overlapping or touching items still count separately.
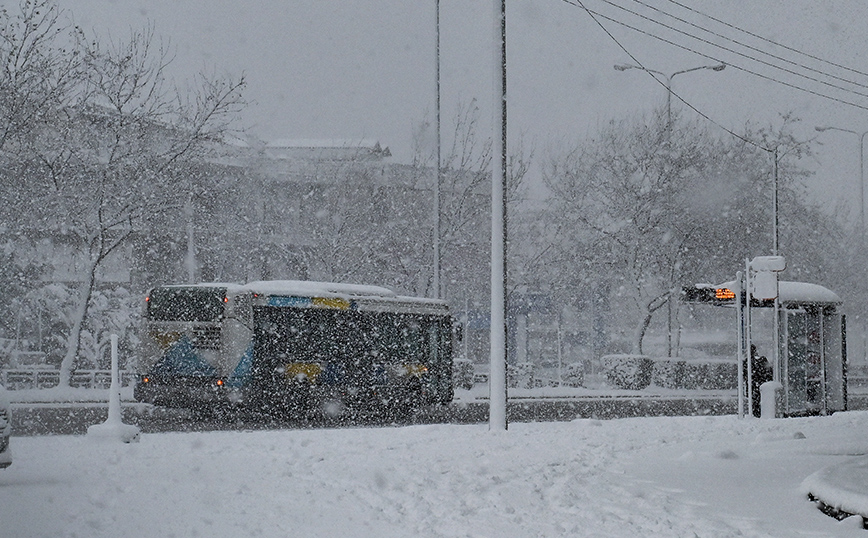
[562,0,767,151]
[560,0,868,115]
[631,0,868,92]
[663,0,868,79]
[594,0,868,101]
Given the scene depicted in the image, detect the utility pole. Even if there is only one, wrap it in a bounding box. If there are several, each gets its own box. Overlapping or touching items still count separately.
[614,62,725,356]
[433,0,442,300]
[613,63,725,141]
[815,126,868,242]
[815,125,868,364]
[489,0,508,431]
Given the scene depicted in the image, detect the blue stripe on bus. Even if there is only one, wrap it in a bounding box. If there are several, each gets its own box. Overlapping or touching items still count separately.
[267,296,312,307]
[153,335,217,377]
[227,342,254,388]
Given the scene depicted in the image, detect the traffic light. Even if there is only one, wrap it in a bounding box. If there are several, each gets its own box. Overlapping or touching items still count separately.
[681,285,737,306]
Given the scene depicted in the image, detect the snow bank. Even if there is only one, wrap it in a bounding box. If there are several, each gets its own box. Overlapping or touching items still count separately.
[6,385,135,403]
[86,421,141,443]
[803,456,868,520]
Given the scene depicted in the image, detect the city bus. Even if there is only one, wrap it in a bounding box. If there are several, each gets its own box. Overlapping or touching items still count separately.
[134,280,455,419]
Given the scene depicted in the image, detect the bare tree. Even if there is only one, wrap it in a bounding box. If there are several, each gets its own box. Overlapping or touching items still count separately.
[410,100,531,303]
[0,1,80,153]
[14,16,245,385]
[544,110,715,354]
[542,110,842,356]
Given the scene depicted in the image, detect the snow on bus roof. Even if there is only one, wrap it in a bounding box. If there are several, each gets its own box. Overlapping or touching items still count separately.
[153,282,243,291]
[241,280,398,299]
[716,280,842,305]
[154,280,448,306]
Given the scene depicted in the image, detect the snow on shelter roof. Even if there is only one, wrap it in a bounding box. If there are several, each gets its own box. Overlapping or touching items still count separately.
[717,280,842,306]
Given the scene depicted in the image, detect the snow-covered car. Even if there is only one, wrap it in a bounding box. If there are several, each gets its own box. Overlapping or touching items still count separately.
[0,383,10,468]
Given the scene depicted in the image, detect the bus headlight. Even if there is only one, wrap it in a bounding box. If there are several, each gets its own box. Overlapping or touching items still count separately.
[404,364,428,377]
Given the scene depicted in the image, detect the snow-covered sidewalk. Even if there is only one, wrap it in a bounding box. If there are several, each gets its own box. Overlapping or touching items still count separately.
[2,412,868,536]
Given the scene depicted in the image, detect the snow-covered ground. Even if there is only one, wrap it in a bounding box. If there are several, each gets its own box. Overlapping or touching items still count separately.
[2,410,868,537]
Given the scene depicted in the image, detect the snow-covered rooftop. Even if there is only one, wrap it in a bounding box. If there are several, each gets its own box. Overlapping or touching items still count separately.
[265,138,384,150]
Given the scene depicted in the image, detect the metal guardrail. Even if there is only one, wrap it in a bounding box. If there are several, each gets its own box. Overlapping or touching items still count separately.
[0,369,137,390]
[849,375,868,389]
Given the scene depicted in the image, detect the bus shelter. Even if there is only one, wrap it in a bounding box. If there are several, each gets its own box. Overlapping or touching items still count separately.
[684,280,846,417]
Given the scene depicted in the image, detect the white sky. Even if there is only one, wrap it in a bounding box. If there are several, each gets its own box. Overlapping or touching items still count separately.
[69,0,868,215]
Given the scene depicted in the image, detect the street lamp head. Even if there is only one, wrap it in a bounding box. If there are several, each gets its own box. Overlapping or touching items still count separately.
[613,64,633,71]
[710,63,726,72]
[814,125,863,136]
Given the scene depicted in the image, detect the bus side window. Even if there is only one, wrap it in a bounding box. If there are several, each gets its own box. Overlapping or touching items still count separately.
[453,319,463,342]
[229,293,252,325]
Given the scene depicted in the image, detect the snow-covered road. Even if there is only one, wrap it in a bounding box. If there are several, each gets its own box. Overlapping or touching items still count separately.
[2,411,868,537]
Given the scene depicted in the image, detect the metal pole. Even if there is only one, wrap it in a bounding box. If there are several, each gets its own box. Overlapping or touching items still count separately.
[464,297,470,361]
[745,259,754,418]
[851,130,866,387]
[815,126,868,234]
[433,0,442,299]
[736,271,744,419]
[773,297,781,384]
[108,334,121,423]
[613,63,725,142]
[489,0,508,431]
[557,310,563,387]
[854,130,864,378]
[853,130,863,236]
[773,148,779,256]
[185,192,196,284]
[815,126,868,364]
[665,74,672,142]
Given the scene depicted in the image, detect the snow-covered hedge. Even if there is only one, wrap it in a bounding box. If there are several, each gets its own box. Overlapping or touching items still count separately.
[508,362,537,389]
[651,358,736,390]
[562,362,585,387]
[452,358,474,390]
[600,354,653,390]
[599,355,736,391]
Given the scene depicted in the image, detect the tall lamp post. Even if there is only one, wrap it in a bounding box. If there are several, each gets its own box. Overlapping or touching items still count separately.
[489,0,508,431]
[614,63,726,139]
[815,125,868,365]
[814,126,868,241]
[433,0,442,300]
[615,62,726,356]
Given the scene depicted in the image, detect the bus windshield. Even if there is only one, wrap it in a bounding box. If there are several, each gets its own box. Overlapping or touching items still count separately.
[147,287,227,322]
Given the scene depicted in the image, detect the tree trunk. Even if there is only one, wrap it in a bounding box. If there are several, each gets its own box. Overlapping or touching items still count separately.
[58,257,98,387]
[631,310,653,355]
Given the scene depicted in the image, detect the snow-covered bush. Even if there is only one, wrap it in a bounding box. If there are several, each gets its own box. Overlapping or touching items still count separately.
[601,354,653,390]
[562,361,585,387]
[651,359,684,389]
[452,358,474,390]
[508,362,536,389]
[700,361,737,390]
[650,358,737,390]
